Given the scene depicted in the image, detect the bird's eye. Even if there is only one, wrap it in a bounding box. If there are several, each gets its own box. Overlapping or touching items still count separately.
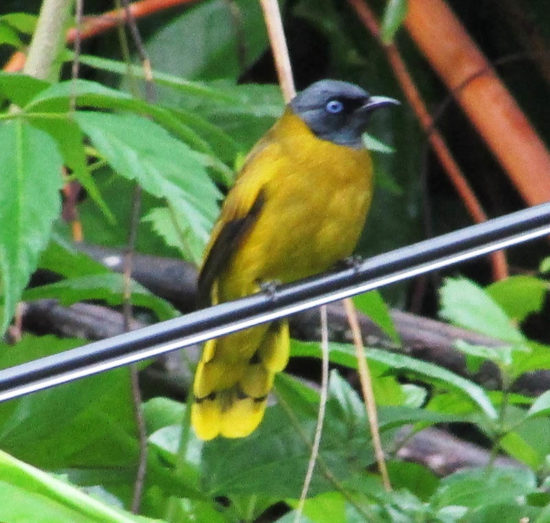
[325,99,344,114]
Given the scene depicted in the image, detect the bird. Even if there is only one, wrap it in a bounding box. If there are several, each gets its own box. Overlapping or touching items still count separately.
[191,79,399,440]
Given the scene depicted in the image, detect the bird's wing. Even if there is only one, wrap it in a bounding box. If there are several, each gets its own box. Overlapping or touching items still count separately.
[197,136,277,306]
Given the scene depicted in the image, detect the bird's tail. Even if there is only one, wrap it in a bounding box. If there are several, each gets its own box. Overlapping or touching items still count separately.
[191,321,290,440]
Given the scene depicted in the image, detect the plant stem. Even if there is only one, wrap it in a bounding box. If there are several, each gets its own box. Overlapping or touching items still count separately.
[24,0,74,81]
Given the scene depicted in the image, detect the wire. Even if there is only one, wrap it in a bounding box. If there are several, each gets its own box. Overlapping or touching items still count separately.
[1,202,549,402]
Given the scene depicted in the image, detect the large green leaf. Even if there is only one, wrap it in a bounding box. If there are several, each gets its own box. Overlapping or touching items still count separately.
[440,278,524,343]
[429,467,536,511]
[200,370,453,500]
[30,115,113,222]
[0,451,154,522]
[0,121,63,335]
[65,58,283,153]
[22,273,177,321]
[74,111,221,263]
[526,390,550,419]
[144,0,269,82]
[0,13,37,34]
[201,372,379,498]
[352,290,399,342]
[38,237,110,278]
[32,79,208,149]
[292,340,497,419]
[0,336,136,469]
[0,72,49,107]
[486,275,548,323]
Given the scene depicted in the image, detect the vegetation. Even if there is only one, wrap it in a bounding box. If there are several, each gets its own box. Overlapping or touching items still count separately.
[0,0,549,521]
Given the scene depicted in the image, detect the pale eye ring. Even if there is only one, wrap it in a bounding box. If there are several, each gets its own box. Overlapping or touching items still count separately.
[326,99,344,114]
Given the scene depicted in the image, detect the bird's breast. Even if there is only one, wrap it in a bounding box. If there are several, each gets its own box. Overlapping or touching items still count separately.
[228,130,373,290]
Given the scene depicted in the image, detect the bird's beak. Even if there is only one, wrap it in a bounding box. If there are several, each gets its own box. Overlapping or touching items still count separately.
[362,95,400,113]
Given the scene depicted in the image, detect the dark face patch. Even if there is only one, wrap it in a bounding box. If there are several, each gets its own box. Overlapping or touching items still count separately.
[290,79,394,148]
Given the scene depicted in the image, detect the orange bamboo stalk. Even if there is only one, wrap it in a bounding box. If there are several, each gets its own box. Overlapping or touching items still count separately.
[406,0,550,206]
[348,0,508,280]
[3,50,27,72]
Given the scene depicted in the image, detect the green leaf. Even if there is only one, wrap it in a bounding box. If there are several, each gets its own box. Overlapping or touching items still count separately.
[487,275,548,322]
[380,0,409,43]
[0,13,37,34]
[142,207,187,255]
[0,23,22,47]
[507,340,550,376]
[368,348,498,419]
[143,0,270,81]
[353,290,400,342]
[440,277,524,343]
[293,491,346,523]
[38,237,110,278]
[74,111,221,263]
[386,461,439,501]
[362,132,396,153]
[453,340,524,370]
[72,54,237,102]
[292,340,497,419]
[0,450,154,522]
[26,79,217,158]
[430,467,536,511]
[30,116,114,222]
[201,372,380,498]
[493,414,550,469]
[0,335,137,470]
[526,390,550,419]
[60,62,282,151]
[540,257,550,274]
[143,397,185,435]
[468,503,540,523]
[499,431,541,469]
[0,72,49,106]
[22,273,177,321]
[0,121,63,335]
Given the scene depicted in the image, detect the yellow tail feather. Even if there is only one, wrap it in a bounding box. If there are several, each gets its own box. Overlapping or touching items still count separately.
[191,321,289,440]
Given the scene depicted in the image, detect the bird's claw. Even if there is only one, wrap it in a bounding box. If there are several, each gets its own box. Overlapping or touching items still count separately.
[333,255,363,272]
[259,280,281,301]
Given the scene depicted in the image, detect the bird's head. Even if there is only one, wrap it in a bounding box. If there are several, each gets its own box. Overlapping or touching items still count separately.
[290,79,399,149]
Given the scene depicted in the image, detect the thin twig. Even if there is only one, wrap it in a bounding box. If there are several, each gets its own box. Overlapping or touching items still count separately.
[224,0,247,72]
[117,0,156,512]
[343,298,391,491]
[274,390,376,519]
[347,0,508,281]
[64,0,85,244]
[70,0,83,113]
[294,306,330,521]
[259,0,295,101]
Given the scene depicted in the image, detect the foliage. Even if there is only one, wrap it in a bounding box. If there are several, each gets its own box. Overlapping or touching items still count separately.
[0,0,549,521]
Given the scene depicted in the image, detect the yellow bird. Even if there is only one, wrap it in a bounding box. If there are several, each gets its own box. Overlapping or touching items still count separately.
[191,79,398,440]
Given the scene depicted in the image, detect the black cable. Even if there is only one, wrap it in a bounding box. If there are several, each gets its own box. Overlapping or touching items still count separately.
[1,202,549,402]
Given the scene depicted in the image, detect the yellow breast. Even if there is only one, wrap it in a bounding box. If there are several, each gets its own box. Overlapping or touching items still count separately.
[218,110,373,299]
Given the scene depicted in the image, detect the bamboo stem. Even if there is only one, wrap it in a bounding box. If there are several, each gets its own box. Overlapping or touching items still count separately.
[406,0,550,206]
[259,0,295,102]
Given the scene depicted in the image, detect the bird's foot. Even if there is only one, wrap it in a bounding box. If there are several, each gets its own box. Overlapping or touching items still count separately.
[258,280,281,301]
[333,255,363,272]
